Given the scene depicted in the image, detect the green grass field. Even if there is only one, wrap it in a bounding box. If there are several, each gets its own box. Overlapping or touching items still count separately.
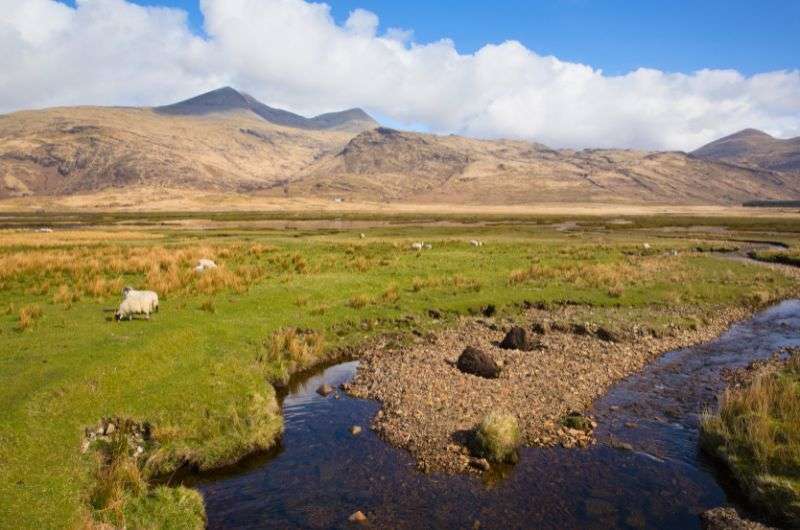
[0,218,798,528]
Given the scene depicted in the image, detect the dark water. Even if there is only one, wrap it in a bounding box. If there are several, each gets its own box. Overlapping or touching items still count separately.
[198,300,800,529]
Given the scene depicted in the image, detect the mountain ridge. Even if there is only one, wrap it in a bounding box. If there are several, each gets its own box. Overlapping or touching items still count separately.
[2,90,800,205]
[156,87,378,133]
[692,128,800,173]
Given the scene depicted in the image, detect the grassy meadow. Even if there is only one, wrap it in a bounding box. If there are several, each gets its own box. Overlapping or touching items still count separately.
[0,216,798,528]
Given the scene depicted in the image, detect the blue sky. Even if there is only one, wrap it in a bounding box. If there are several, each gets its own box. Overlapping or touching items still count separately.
[58,0,800,75]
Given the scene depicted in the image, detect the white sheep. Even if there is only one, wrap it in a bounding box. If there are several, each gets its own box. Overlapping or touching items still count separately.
[115,296,154,321]
[469,240,484,247]
[411,242,424,251]
[122,287,159,313]
[195,258,217,273]
[359,233,366,239]
[643,243,651,250]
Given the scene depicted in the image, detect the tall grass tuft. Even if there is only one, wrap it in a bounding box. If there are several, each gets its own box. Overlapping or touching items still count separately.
[700,352,800,524]
[17,304,42,331]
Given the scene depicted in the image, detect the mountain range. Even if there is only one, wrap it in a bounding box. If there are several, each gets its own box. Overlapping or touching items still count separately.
[0,87,798,205]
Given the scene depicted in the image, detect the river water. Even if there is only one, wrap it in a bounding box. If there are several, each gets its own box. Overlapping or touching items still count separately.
[198,300,800,529]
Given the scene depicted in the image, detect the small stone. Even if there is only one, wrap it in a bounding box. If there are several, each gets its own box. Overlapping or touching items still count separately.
[104,423,116,435]
[317,384,334,397]
[350,425,362,436]
[469,457,491,471]
[611,440,634,452]
[624,422,637,429]
[348,510,368,524]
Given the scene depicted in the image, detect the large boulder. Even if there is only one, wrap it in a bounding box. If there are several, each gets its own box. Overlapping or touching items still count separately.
[457,347,500,379]
[499,326,533,350]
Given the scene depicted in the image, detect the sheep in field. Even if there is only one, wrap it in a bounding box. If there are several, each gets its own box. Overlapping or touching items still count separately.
[470,240,484,247]
[411,242,424,251]
[195,258,218,273]
[122,287,159,313]
[115,296,154,321]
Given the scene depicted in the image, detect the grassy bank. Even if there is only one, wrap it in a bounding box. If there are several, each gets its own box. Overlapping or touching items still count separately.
[0,221,797,528]
[701,352,800,526]
[749,247,800,268]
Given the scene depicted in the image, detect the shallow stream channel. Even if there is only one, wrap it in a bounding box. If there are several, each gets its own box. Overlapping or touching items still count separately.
[196,300,800,529]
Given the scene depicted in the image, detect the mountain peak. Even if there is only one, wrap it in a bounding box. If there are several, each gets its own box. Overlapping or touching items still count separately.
[155,87,377,133]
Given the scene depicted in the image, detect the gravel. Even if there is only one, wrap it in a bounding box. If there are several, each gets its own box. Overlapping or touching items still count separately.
[345,304,752,474]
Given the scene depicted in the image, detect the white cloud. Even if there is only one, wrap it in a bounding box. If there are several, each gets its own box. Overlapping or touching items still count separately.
[0,0,798,150]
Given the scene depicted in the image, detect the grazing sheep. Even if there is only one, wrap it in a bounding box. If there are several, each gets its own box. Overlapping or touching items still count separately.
[359,233,366,239]
[195,258,217,273]
[643,243,651,250]
[115,296,153,321]
[121,287,159,313]
[470,240,484,247]
[411,242,424,251]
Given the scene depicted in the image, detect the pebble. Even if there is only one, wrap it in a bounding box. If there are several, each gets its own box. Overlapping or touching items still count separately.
[350,425,362,436]
[348,510,368,524]
[317,384,334,397]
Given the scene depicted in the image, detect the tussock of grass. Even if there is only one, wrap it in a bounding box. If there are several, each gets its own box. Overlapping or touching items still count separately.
[87,423,206,529]
[146,392,283,478]
[259,327,326,381]
[471,412,521,463]
[17,304,42,331]
[347,294,370,309]
[700,352,800,524]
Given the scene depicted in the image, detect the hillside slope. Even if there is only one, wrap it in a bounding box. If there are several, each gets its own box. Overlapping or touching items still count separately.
[288,128,800,204]
[692,129,800,173]
[2,91,800,205]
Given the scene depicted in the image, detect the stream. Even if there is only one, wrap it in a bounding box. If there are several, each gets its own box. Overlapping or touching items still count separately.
[198,300,800,529]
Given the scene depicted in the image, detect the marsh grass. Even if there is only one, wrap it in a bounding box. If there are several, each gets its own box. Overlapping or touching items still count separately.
[700,352,800,524]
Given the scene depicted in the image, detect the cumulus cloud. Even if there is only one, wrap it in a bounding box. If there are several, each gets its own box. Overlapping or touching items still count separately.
[0,0,798,150]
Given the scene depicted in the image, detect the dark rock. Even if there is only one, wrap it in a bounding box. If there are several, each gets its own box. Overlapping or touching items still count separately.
[499,326,532,351]
[317,384,334,397]
[481,304,497,317]
[427,309,443,319]
[571,323,591,335]
[457,347,500,379]
[595,326,621,342]
[700,507,772,530]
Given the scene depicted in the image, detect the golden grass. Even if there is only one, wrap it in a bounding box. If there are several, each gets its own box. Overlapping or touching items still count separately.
[259,328,326,375]
[701,352,800,523]
[0,230,163,248]
[347,294,370,309]
[17,304,42,331]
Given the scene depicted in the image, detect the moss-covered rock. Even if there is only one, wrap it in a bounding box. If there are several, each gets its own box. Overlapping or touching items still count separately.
[470,412,521,463]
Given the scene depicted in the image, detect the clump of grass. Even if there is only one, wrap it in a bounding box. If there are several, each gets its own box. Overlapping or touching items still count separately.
[259,328,326,376]
[17,304,42,331]
[53,284,80,308]
[348,294,370,309]
[700,352,800,524]
[380,284,400,303]
[199,299,215,314]
[470,412,521,463]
